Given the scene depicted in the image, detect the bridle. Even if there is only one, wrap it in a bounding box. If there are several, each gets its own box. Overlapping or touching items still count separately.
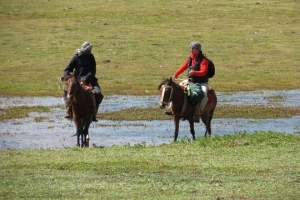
[159,78,188,116]
[159,84,173,107]
[65,76,78,104]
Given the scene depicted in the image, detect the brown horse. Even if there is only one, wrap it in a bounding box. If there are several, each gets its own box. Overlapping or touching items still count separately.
[158,77,217,141]
[62,70,96,147]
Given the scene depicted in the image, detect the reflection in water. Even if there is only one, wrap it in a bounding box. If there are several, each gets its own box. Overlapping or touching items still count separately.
[0,90,300,149]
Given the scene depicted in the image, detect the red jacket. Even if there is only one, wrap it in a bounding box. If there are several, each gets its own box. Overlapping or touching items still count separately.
[174,53,209,83]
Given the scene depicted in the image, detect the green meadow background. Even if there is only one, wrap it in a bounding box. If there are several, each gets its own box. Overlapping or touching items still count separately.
[0,0,299,96]
[1,1,300,199]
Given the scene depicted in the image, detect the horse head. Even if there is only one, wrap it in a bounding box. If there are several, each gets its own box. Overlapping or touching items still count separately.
[158,77,174,109]
[63,74,80,104]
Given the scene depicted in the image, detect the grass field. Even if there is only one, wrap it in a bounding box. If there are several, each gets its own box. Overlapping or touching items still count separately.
[1,1,300,199]
[0,0,299,96]
[1,132,300,199]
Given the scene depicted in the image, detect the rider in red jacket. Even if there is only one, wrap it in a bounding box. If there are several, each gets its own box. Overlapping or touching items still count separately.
[173,41,209,122]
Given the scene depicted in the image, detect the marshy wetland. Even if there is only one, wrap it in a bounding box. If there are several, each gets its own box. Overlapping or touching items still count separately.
[1,90,299,149]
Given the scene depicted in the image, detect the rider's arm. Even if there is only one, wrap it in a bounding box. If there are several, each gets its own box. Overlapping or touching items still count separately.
[174,58,189,78]
[63,55,77,76]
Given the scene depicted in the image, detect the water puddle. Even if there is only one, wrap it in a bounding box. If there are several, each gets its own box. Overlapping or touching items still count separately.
[1,90,300,149]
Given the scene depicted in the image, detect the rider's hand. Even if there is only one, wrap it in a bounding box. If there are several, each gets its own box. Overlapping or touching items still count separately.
[80,77,86,84]
[188,70,194,77]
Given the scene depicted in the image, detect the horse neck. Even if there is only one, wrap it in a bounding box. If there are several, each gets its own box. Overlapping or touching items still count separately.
[72,84,87,105]
[171,84,184,105]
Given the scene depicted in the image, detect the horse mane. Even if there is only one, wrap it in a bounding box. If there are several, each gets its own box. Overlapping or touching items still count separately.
[160,78,184,95]
[158,77,182,90]
[157,78,167,90]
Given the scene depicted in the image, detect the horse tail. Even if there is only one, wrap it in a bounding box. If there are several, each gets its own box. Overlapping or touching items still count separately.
[208,88,217,105]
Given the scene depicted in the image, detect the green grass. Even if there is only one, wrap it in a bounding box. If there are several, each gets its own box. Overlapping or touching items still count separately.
[1,1,300,199]
[96,105,300,120]
[0,106,50,120]
[0,0,299,96]
[1,132,299,199]
[1,105,300,120]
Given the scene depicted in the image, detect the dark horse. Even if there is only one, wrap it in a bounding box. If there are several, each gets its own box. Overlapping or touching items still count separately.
[158,77,217,141]
[62,70,96,147]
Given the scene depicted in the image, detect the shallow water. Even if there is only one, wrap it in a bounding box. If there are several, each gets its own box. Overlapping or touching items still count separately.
[1,89,300,109]
[0,90,300,149]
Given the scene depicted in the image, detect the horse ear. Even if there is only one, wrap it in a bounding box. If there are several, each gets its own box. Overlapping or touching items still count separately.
[169,77,173,83]
[73,69,77,76]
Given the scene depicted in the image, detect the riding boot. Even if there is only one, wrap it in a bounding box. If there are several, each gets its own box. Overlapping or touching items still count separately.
[65,106,72,119]
[92,93,102,122]
[193,103,201,123]
[92,115,98,122]
[92,102,100,122]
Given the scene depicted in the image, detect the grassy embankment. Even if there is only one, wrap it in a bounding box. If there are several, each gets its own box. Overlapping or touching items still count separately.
[1,132,300,199]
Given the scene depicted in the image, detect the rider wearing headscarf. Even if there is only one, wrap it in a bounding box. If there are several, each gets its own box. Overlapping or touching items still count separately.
[62,41,104,122]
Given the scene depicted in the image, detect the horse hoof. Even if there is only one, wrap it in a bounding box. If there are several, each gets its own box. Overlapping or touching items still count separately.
[194,119,200,123]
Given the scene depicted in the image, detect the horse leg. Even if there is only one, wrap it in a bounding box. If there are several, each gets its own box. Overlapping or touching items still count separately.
[86,133,90,148]
[80,129,84,148]
[206,112,214,137]
[83,125,90,148]
[76,128,80,147]
[202,113,212,137]
[206,117,212,137]
[173,117,180,141]
[201,113,209,137]
[188,118,196,140]
[82,127,86,148]
[86,126,90,148]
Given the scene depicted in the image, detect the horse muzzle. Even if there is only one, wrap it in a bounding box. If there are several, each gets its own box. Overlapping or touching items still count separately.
[65,95,73,104]
[159,101,167,109]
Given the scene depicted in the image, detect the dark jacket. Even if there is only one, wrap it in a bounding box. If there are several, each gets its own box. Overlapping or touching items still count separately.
[63,53,98,87]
